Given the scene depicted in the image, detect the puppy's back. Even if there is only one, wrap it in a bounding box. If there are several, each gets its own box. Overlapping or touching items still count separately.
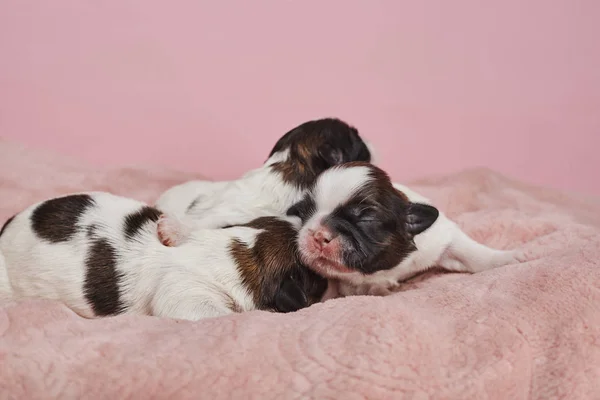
[0,192,162,317]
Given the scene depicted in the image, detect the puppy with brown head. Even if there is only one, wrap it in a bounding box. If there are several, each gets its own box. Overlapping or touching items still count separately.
[287,162,522,297]
[266,118,373,189]
[155,117,374,245]
[0,192,325,320]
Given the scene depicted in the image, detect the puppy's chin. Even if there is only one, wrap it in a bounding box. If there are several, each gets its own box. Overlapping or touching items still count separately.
[305,256,354,278]
[297,234,355,278]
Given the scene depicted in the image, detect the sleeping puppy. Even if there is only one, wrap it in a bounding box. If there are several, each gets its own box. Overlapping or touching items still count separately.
[154,117,373,245]
[287,162,522,298]
[0,193,326,320]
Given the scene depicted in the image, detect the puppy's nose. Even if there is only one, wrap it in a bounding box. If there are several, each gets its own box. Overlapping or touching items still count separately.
[314,230,332,244]
[311,228,336,249]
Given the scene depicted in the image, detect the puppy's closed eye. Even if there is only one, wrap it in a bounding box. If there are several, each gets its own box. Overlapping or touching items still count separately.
[287,195,316,223]
[349,206,377,220]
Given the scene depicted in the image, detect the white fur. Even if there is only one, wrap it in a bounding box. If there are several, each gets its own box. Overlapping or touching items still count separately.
[313,166,372,214]
[154,148,294,224]
[0,192,283,321]
[155,180,230,219]
[183,166,304,229]
[154,150,306,243]
[155,138,376,238]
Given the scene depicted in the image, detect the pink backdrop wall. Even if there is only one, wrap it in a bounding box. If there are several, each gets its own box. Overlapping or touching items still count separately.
[1,1,599,195]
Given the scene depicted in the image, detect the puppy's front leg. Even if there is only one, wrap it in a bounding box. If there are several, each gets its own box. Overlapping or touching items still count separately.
[156,213,249,247]
[155,180,227,219]
[336,280,399,298]
[154,297,233,321]
[152,284,234,321]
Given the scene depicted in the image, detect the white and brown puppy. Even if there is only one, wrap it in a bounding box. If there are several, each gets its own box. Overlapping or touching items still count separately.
[154,118,374,245]
[0,193,326,320]
[287,162,522,298]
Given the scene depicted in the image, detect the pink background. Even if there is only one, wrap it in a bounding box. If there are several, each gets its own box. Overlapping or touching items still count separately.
[1,1,599,195]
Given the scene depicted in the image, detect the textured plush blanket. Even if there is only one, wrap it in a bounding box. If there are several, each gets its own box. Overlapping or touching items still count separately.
[1,139,600,399]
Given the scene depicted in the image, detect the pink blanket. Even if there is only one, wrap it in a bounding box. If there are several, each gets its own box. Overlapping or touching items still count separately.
[1,139,600,399]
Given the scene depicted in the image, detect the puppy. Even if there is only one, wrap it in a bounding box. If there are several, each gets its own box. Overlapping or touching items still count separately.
[287,162,522,298]
[154,118,373,245]
[0,193,326,320]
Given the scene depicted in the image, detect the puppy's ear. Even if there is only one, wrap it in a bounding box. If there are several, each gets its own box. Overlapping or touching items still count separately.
[273,277,309,313]
[406,203,439,235]
[318,144,345,166]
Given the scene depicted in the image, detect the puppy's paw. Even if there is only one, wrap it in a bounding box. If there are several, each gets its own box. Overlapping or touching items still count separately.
[337,280,399,297]
[367,286,394,297]
[157,214,192,247]
[491,249,525,267]
[367,280,402,296]
[510,248,538,264]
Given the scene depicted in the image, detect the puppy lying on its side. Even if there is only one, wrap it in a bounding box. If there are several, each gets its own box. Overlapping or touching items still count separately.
[0,193,325,320]
[154,118,373,245]
[286,162,523,298]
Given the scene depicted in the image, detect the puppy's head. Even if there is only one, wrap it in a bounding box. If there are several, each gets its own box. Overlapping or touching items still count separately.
[228,216,327,312]
[287,162,439,278]
[267,118,373,188]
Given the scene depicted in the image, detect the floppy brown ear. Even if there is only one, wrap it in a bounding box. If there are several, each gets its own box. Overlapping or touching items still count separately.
[406,203,439,235]
[273,277,309,313]
[318,144,345,166]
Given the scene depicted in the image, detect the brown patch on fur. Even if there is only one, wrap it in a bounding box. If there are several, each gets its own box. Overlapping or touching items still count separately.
[123,206,162,241]
[394,188,409,202]
[270,155,320,190]
[268,118,371,189]
[228,217,325,310]
[223,292,244,313]
[270,133,324,188]
[31,194,96,243]
[361,165,416,270]
[296,143,312,160]
[335,161,410,201]
[229,239,261,300]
